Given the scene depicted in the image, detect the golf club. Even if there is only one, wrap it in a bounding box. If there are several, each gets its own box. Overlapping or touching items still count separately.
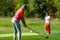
[26,27,48,39]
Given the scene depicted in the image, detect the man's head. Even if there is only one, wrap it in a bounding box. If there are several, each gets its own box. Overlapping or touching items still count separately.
[22,4,27,10]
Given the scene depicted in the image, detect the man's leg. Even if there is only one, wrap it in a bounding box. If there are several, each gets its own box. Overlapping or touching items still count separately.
[13,24,17,40]
[14,21,21,40]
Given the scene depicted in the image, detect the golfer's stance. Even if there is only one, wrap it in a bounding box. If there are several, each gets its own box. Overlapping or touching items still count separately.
[45,12,51,35]
[12,5,27,40]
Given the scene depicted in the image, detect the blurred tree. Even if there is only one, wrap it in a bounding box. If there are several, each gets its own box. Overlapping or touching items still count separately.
[0,0,59,18]
[9,0,15,16]
[48,0,57,18]
[0,0,15,17]
[54,0,60,18]
[27,0,48,18]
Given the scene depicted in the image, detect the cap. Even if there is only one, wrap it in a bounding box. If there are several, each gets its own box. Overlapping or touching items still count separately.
[22,4,27,9]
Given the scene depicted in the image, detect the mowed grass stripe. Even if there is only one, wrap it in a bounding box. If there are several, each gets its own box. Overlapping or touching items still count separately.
[0,33,38,37]
[0,30,60,38]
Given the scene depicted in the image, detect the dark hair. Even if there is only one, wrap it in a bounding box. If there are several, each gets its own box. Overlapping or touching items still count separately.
[46,12,49,15]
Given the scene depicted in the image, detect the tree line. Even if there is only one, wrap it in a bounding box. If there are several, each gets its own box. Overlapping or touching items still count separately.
[0,0,60,18]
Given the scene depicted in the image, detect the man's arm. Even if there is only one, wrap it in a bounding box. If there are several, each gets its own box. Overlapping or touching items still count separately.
[21,16,27,27]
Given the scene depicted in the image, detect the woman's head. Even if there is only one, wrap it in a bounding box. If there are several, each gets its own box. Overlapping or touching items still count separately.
[46,12,49,16]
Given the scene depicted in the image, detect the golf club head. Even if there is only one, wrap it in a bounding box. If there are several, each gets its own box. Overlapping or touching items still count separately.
[45,36,48,39]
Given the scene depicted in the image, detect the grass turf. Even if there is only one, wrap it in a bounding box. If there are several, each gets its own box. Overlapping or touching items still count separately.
[0,35,60,40]
[0,18,60,40]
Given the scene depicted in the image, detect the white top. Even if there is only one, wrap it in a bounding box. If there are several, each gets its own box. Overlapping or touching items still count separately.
[45,16,50,23]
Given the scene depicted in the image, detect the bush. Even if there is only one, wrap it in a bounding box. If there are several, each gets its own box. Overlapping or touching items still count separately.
[55,11,60,18]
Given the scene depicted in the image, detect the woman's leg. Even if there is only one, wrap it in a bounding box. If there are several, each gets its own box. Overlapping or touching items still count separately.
[45,24,51,34]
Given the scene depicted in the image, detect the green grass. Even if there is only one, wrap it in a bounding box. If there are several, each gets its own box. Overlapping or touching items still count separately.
[0,18,60,40]
[0,35,60,40]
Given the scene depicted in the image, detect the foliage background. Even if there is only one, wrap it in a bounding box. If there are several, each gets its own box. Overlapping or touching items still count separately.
[0,0,60,18]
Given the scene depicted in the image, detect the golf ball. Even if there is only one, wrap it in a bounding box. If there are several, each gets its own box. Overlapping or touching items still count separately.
[30,30,33,33]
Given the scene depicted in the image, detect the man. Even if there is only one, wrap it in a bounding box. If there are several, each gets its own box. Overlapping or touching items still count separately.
[45,12,51,35]
[12,4,27,40]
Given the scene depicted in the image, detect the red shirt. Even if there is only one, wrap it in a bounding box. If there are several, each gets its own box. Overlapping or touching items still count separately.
[14,8,24,20]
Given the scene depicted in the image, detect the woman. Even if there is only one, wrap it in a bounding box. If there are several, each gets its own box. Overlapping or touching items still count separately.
[45,12,51,35]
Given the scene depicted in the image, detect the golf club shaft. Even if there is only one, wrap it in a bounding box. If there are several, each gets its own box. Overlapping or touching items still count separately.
[26,27,45,37]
